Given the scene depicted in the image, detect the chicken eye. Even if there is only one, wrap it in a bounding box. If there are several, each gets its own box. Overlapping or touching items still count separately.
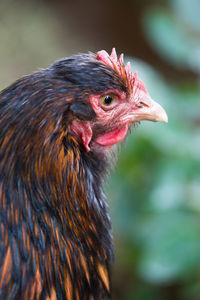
[100,94,116,108]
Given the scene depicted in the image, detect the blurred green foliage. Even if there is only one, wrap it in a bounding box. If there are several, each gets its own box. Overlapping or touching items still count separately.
[0,0,200,299]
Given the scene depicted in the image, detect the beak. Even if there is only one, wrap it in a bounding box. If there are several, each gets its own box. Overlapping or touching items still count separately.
[135,96,168,123]
[123,95,168,123]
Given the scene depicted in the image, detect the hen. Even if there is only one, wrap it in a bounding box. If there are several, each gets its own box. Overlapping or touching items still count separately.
[0,49,167,300]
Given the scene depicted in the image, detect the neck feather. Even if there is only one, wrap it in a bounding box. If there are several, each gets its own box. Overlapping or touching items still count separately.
[0,131,114,299]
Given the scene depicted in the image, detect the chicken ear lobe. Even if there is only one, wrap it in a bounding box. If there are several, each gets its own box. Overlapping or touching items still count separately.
[69,120,93,152]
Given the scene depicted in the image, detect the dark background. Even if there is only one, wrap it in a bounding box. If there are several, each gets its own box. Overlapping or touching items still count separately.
[1,0,200,299]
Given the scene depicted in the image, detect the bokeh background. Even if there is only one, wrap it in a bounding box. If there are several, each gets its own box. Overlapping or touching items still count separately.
[1,0,200,299]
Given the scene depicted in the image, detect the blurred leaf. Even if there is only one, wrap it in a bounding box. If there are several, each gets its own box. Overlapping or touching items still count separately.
[139,212,200,283]
[170,0,200,31]
[142,8,200,73]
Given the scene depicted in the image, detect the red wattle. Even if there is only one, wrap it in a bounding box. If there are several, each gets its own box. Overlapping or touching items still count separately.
[95,125,128,146]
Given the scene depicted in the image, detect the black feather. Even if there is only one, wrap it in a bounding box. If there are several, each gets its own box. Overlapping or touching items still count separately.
[0,52,128,300]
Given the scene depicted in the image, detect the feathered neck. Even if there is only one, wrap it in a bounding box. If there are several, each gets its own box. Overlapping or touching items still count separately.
[0,129,114,299]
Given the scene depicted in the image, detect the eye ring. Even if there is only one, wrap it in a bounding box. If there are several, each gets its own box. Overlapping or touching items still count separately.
[100,94,117,109]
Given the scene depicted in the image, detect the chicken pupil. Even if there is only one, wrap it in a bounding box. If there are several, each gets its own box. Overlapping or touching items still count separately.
[104,95,113,105]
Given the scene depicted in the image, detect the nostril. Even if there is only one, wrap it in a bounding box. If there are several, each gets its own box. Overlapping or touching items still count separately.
[139,101,150,108]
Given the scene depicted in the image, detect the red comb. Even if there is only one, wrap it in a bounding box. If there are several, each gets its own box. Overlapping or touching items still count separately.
[97,48,135,93]
[97,48,149,96]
